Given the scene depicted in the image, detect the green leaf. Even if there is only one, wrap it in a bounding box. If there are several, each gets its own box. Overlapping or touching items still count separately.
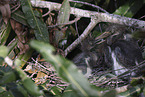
[103,90,117,97]
[114,0,145,17]
[50,86,62,96]
[0,91,14,97]
[0,46,8,58]
[6,83,28,97]
[55,0,70,44]
[30,40,100,97]
[16,49,33,68]
[16,84,28,97]
[63,90,80,97]
[55,30,65,45]
[0,22,11,45]
[11,10,28,26]
[0,65,12,73]
[0,71,17,85]
[57,0,70,27]
[22,78,43,96]
[7,38,18,55]
[20,0,49,42]
[13,59,43,96]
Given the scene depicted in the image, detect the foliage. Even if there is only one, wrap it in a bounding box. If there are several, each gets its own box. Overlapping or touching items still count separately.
[0,0,145,97]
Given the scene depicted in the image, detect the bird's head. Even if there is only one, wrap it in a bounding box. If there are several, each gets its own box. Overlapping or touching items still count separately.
[110,40,143,77]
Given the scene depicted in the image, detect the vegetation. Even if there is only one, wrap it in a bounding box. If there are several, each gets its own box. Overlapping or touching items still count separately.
[0,0,145,97]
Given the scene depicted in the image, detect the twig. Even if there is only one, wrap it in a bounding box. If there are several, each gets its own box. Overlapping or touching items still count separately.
[11,1,20,13]
[69,0,109,13]
[12,4,20,13]
[48,17,81,28]
[64,18,100,56]
[42,10,51,17]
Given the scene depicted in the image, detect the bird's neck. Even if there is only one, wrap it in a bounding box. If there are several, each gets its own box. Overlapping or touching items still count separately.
[111,51,128,76]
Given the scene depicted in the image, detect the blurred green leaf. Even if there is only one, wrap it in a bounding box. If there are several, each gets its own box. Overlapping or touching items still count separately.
[63,90,80,97]
[22,78,43,96]
[50,86,62,96]
[0,86,6,93]
[0,71,17,85]
[16,84,28,97]
[14,59,43,96]
[0,91,14,97]
[20,0,49,42]
[30,40,100,97]
[0,45,8,58]
[63,85,81,97]
[0,65,12,73]
[5,83,27,97]
[143,86,145,96]
[102,90,117,97]
[114,0,145,17]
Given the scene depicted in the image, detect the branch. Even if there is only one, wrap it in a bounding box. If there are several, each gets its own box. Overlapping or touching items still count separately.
[69,0,109,13]
[30,0,145,56]
[64,18,100,56]
[31,0,145,30]
[48,17,81,28]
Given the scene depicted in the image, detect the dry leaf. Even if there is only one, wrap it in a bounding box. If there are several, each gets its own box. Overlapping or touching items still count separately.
[0,3,11,24]
[10,19,29,54]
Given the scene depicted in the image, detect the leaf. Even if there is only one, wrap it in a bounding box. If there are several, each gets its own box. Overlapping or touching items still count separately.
[0,46,8,58]
[57,0,70,27]
[102,90,117,97]
[20,0,49,42]
[17,84,28,97]
[17,49,33,68]
[0,91,14,97]
[0,3,11,24]
[0,22,11,45]
[5,83,28,97]
[35,71,48,84]
[30,40,100,97]
[7,38,18,55]
[50,86,62,96]
[114,0,145,17]
[14,59,44,96]
[10,19,30,54]
[22,78,43,96]
[55,30,66,44]
[0,71,17,85]
[55,0,70,44]
[11,10,28,26]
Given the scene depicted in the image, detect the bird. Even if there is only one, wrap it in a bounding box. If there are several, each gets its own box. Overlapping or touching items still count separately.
[110,39,143,77]
[72,37,98,77]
